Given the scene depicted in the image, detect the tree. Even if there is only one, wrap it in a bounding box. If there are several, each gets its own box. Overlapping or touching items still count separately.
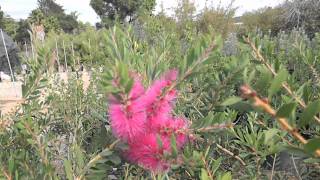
[282,0,320,37]
[15,19,30,43]
[90,0,156,26]
[0,6,18,38]
[36,0,79,33]
[197,1,236,37]
[241,7,284,36]
[29,9,60,33]
[174,0,196,40]
[38,0,64,16]
[1,16,19,38]
[29,9,45,25]
[0,6,4,27]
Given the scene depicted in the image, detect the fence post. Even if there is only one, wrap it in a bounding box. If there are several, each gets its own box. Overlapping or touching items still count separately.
[71,42,76,67]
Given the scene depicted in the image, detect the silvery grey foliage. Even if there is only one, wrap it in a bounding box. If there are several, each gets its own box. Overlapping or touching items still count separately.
[222,33,238,56]
[132,20,146,41]
[281,0,320,37]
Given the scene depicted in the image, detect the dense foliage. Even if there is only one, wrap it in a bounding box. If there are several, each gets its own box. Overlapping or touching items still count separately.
[1,0,320,179]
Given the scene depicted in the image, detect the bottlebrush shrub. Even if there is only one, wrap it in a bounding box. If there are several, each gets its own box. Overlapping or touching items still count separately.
[108,69,189,172]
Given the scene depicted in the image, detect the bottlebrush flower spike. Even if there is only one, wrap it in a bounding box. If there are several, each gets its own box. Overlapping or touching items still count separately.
[142,70,178,131]
[141,69,178,108]
[128,73,144,100]
[107,69,189,173]
[126,133,171,172]
[109,77,146,141]
[161,117,189,149]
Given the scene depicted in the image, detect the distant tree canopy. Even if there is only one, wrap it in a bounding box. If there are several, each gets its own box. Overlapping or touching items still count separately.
[240,0,320,37]
[282,0,320,37]
[241,7,284,35]
[33,0,79,33]
[197,3,236,37]
[90,0,156,27]
[0,6,4,27]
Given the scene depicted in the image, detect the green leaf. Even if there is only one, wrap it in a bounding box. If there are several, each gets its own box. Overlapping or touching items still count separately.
[276,103,297,118]
[220,172,232,180]
[304,158,320,163]
[124,78,134,94]
[221,96,242,106]
[268,69,288,98]
[211,158,222,174]
[64,159,73,180]
[100,149,113,157]
[300,100,320,126]
[264,129,279,144]
[256,66,272,92]
[230,101,254,112]
[156,134,163,150]
[200,168,210,180]
[170,134,178,158]
[186,48,196,67]
[107,155,121,165]
[304,138,320,155]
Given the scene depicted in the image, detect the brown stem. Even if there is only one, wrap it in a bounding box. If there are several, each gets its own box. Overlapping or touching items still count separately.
[240,85,320,157]
[201,155,214,179]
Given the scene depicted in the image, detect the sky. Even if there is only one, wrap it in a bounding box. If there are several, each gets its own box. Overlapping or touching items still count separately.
[0,0,284,24]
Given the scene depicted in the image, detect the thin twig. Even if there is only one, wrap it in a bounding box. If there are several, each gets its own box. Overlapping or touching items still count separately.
[270,154,276,180]
[291,155,302,180]
[1,167,12,180]
[196,123,234,132]
[216,143,246,166]
[244,37,320,124]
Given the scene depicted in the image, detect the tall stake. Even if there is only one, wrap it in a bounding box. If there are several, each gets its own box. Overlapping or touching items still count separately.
[55,38,61,71]
[71,42,76,67]
[88,38,92,65]
[0,29,15,82]
[63,40,68,72]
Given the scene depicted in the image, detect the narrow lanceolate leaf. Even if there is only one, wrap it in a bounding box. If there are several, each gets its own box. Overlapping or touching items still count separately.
[221,96,242,106]
[64,159,73,180]
[300,100,320,126]
[264,129,279,144]
[200,168,210,180]
[124,78,134,94]
[276,103,297,118]
[221,172,232,180]
[268,69,288,98]
[304,138,320,155]
[170,134,178,158]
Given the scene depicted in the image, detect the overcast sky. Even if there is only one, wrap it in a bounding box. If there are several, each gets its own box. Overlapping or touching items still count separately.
[1,0,284,24]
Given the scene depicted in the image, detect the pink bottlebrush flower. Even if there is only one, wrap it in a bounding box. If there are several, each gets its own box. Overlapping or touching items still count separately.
[146,89,177,132]
[128,73,144,100]
[126,133,171,172]
[142,70,178,131]
[109,77,146,141]
[109,101,146,141]
[160,117,189,149]
[108,69,190,173]
[141,69,178,108]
